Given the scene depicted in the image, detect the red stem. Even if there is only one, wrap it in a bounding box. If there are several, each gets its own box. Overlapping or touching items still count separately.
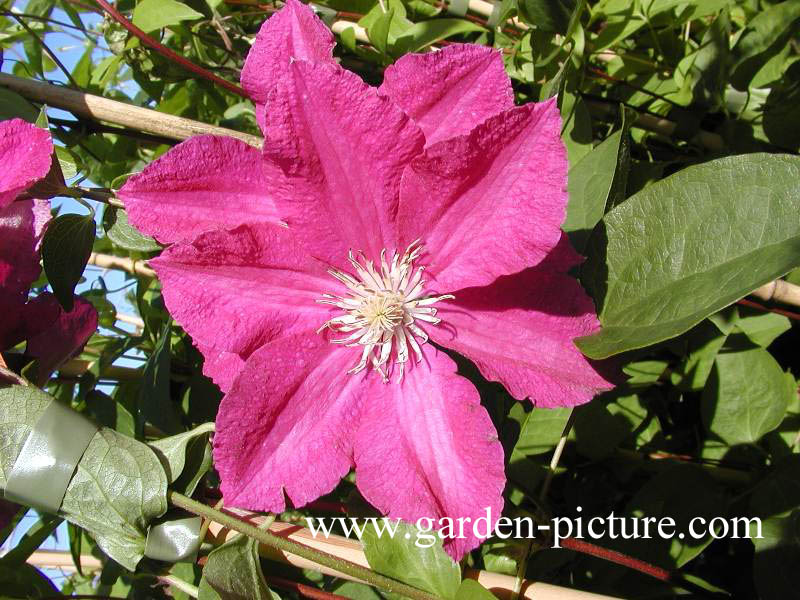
[560,537,672,581]
[92,0,248,98]
[737,298,800,321]
[268,576,350,600]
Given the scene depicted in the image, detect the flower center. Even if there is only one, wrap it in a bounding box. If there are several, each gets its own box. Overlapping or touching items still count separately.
[317,241,453,382]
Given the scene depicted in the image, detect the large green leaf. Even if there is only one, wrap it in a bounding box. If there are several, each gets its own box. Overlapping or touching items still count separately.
[41,213,96,312]
[131,0,204,33]
[701,347,792,445]
[361,521,462,600]
[577,153,800,358]
[198,534,274,600]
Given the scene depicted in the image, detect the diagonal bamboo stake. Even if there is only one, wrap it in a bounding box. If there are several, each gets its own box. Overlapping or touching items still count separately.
[0,73,261,147]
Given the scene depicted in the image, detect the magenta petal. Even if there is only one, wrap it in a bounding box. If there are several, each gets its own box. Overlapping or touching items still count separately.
[194,342,246,394]
[215,332,364,511]
[0,199,46,306]
[26,294,98,377]
[379,44,513,146]
[241,0,335,105]
[149,223,335,391]
[119,136,278,244]
[431,240,615,407]
[0,119,52,208]
[399,100,567,292]
[354,347,505,560]
[262,61,424,268]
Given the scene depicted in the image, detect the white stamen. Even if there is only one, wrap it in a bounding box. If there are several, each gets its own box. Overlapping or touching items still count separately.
[317,241,453,382]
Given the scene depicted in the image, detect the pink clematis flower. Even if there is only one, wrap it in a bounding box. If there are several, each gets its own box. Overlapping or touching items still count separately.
[0,118,98,379]
[119,0,614,558]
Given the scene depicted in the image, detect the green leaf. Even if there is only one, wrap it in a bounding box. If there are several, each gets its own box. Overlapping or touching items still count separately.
[0,385,52,490]
[366,7,395,55]
[622,466,727,568]
[41,213,96,312]
[395,19,485,54]
[454,579,496,600]
[734,310,791,347]
[198,534,273,600]
[0,513,61,566]
[750,455,800,518]
[752,510,800,600]
[140,322,183,435]
[55,146,80,181]
[623,360,669,386]
[0,563,59,598]
[149,422,214,485]
[672,318,730,392]
[103,207,161,252]
[0,385,168,572]
[362,521,461,600]
[518,0,576,33]
[0,88,38,122]
[132,0,204,33]
[564,130,624,252]
[514,407,572,455]
[701,347,791,445]
[731,0,800,89]
[577,154,800,358]
[60,427,169,571]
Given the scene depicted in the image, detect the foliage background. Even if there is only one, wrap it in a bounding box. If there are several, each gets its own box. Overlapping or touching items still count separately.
[1,0,799,599]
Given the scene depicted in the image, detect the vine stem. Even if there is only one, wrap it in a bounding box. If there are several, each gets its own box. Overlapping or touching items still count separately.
[167,491,441,600]
[509,411,576,600]
[92,0,247,98]
[159,573,199,598]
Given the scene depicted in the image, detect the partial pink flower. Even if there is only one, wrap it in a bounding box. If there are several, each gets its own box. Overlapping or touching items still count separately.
[0,118,98,375]
[0,118,52,209]
[120,0,615,558]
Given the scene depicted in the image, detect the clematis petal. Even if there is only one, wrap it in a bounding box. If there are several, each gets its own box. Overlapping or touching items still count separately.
[149,223,335,391]
[241,0,335,104]
[431,237,616,407]
[119,136,278,244]
[0,119,52,208]
[194,342,246,394]
[354,347,505,560]
[214,332,364,511]
[379,44,513,146]
[26,294,98,379]
[399,99,567,292]
[262,60,424,269]
[0,199,47,316]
